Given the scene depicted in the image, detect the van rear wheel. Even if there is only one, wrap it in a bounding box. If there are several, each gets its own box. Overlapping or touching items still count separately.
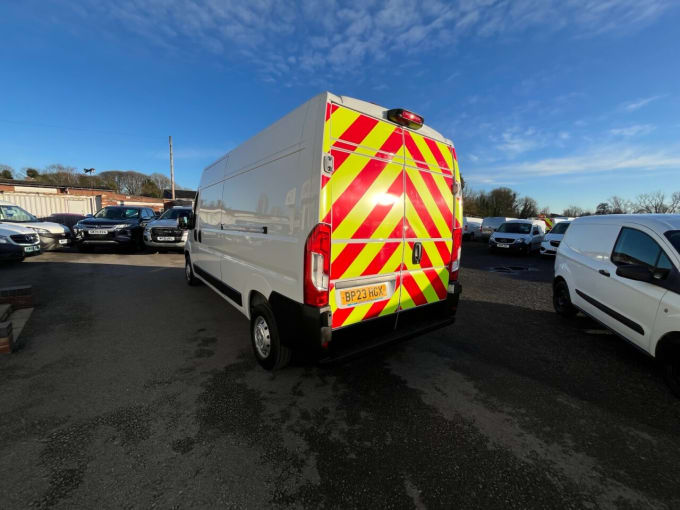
[185,256,199,286]
[553,280,577,318]
[251,303,291,370]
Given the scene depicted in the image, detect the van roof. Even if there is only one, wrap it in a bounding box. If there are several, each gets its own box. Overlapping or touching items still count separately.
[327,92,452,146]
[573,214,680,232]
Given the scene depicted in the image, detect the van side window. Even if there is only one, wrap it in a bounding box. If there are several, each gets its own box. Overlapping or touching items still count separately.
[611,228,667,269]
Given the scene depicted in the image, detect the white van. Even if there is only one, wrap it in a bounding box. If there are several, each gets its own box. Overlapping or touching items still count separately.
[182,92,464,369]
[488,219,545,254]
[0,200,72,250]
[553,215,680,396]
[480,217,515,240]
[463,216,483,241]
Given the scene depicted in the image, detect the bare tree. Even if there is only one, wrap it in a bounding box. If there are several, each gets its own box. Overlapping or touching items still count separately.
[539,206,550,216]
[608,195,630,214]
[563,205,584,217]
[668,192,680,213]
[149,172,172,192]
[634,191,668,213]
[595,202,611,215]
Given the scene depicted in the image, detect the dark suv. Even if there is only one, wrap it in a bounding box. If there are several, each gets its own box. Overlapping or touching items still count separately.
[73,206,157,252]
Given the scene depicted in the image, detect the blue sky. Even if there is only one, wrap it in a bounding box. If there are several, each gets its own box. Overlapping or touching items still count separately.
[1,0,679,213]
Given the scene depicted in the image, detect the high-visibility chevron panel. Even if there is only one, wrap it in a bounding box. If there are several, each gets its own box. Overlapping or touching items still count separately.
[331,240,403,280]
[404,167,453,240]
[400,268,449,311]
[403,131,453,175]
[403,240,452,271]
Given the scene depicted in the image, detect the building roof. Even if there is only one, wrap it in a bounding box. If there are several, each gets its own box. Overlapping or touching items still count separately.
[162,189,197,199]
[0,178,113,191]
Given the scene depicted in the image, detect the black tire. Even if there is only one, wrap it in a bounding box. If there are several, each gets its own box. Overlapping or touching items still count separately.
[662,346,680,398]
[553,279,577,318]
[250,302,291,371]
[185,256,199,286]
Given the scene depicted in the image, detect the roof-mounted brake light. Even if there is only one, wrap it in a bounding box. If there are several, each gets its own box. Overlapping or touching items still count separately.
[387,108,424,130]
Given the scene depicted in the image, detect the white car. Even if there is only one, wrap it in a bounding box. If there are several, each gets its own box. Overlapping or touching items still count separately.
[540,220,571,256]
[0,200,72,251]
[480,216,515,240]
[488,219,545,255]
[0,223,42,262]
[553,214,680,396]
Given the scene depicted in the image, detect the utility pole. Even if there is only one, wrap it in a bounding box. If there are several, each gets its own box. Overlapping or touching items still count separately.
[169,135,175,200]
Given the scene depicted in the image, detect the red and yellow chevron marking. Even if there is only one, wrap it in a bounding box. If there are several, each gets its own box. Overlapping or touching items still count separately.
[320,102,461,330]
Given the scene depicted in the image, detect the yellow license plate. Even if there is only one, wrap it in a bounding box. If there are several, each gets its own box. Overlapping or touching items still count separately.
[339,283,388,306]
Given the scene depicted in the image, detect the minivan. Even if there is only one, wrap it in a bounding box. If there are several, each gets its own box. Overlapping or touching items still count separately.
[488,219,545,254]
[181,92,464,369]
[553,215,680,396]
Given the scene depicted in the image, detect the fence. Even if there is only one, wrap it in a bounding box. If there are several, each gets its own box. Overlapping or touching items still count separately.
[0,192,100,217]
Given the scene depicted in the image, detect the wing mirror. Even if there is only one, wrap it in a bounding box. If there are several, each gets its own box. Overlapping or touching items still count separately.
[616,264,653,282]
[178,214,195,230]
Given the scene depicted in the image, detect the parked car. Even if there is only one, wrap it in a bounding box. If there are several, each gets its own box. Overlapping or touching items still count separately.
[72,206,157,252]
[0,223,41,262]
[540,220,572,256]
[182,91,463,370]
[553,214,680,396]
[143,206,191,251]
[488,219,545,254]
[480,217,515,240]
[0,200,72,251]
[463,216,483,241]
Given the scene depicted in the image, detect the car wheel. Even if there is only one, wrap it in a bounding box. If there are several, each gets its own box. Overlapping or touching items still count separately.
[662,347,680,398]
[185,255,199,286]
[553,280,577,318]
[251,302,291,371]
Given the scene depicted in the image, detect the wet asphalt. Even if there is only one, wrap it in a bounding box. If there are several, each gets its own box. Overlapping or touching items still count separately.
[0,242,679,509]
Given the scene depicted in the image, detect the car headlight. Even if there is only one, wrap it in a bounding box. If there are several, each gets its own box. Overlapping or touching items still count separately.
[113,224,132,230]
[0,236,7,244]
[32,227,50,234]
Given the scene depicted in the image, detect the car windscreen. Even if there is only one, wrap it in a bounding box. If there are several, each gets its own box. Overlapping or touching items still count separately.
[94,207,139,219]
[497,223,531,234]
[549,222,570,235]
[0,204,37,222]
[160,209,191,220]
[665,231,680,256]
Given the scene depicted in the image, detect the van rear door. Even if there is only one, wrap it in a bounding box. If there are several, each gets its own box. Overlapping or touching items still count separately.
[323,103,405,329]
[400,131,455,312]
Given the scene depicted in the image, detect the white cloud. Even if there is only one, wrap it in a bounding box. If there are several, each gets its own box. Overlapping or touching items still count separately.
[466,143,680,184]
[495,127,542,156]
[61,0,675,84]
[609,124,655,137]
[620,95,665,112]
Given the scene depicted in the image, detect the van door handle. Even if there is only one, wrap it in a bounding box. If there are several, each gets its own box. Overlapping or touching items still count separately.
[412,242,423,265]
[599,269,610,277]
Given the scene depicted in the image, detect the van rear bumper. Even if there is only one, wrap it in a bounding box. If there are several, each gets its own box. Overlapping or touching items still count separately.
[269,285,461,361]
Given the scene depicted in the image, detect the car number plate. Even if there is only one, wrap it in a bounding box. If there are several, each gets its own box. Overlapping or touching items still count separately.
[157,236,175,241]
[339,283,388,307]
[59,239,69,244]
[497,243,510,248]
[90,229,108,235]
[24,246,36,253]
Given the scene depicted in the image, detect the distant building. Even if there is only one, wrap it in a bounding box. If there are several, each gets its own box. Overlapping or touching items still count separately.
[162,189,197,209]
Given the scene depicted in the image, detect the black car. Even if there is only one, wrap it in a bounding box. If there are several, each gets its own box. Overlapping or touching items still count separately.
[72,206,157,252]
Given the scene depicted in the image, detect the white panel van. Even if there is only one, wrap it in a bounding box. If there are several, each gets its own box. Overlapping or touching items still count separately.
[553,215,680,396]
[181,92,464,369]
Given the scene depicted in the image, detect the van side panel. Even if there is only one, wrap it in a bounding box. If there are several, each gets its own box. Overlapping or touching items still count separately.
[193,93,327,314]
[325,104,406,329]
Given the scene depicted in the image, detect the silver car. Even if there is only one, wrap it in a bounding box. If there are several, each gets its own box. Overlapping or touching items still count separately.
[143,207,191,251]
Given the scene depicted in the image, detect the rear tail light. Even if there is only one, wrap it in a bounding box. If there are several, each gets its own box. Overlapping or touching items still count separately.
[304,223,331,307]
[387,108,424,130]
[449,226,462,286]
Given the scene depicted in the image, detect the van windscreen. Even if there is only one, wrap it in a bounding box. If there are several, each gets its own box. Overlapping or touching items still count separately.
[497,223,531,234]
